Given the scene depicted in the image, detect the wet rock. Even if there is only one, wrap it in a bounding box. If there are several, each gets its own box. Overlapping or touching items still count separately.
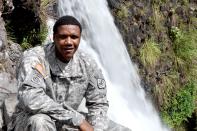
[46,1,58,19]
[3,42,22,77]
[0,90,9,109]
[14,0,57,18]
[107,120,131,131]
[134,1,144,8]
[0,40,3,51]
[0,53,16,78]
[0,17,7,50]
[3,0,14,13]
[3,93,18,126]
[0,0,3,13]
[7,41,22,66]
[107,0,122,9]
[0,72,17,122]
[0,109,3,131]
[0,73,17,94]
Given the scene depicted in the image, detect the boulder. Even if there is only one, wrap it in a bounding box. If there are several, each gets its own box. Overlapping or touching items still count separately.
[0,72,17,129]
[3,93,18,126]
[0,16,7,51]
[0,109,3,131]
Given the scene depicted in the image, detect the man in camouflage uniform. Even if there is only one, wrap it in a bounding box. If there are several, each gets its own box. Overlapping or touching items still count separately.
[8,16,131,131]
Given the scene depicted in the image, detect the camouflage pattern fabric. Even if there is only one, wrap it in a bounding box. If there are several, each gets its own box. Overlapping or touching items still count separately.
[7,43,131,131]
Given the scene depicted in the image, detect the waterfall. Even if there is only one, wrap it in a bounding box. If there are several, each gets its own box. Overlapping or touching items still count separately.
[46,0,170,130]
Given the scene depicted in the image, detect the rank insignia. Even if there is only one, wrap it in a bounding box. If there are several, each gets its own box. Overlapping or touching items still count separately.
[97,78,106,89]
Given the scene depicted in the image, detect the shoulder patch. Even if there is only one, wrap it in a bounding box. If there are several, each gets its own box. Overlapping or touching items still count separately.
[30,69,43,84]
[97,78,106,89]
[31,76,41,84]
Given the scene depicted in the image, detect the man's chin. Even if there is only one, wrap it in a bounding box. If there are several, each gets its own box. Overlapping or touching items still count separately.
[62,55,73,62]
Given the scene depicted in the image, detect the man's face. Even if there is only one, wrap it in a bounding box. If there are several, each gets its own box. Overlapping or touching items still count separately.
[53,24,81,62]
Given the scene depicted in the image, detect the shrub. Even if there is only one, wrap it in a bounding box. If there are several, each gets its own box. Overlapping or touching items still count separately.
[160,27,197,128]
[162,82,197,127]
[171,27,197,62]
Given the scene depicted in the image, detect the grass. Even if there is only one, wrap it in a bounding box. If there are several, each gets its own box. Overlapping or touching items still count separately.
[117,5,129,19]
[140,39,161,68]
[153,70,180,108]
[40,0,55,22]
[152,5,165,34]
[21,38,32,50]
[171,27,197,82]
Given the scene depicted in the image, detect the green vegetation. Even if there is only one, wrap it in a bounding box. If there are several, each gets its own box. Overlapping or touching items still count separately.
[162,82,197,127]
[117,5,129,19]
[140,39,161,68]
[40,0,55,21]
[20,38,32,50]
[116,1,133,20]
[159,27,197,128]
[5,6,48,50]
[151,4,165,34]
[170,27,197,80]
[137,22,197,130]
[7,22,48,50]
[113,0,197,130]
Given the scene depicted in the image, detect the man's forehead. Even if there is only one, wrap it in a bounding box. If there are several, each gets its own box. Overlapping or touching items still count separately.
[54,25,81,36]
[57,25,80,30]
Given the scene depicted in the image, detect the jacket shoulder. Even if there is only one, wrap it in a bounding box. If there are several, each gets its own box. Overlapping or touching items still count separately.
[77,50,98,67]
[23,46,45,58]
[77,50,102,77]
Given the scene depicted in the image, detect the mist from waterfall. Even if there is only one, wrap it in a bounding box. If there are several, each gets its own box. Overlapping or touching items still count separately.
[46,0,170,130]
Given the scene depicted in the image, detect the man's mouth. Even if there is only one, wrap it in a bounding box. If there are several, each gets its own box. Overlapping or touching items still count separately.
[63,48,74,53]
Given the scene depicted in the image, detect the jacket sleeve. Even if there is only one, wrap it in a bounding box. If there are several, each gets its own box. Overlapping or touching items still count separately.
[85,61,109,131]
[17,53,85,127]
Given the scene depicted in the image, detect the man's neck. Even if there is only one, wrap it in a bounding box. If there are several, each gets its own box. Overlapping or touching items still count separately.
[55,47,70,63]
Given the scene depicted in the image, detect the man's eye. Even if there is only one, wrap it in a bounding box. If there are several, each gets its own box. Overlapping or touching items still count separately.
[71,35,78,39]
[59,35,66,39]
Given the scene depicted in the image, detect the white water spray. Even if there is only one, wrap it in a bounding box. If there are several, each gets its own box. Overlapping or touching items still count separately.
[47,0,170,130]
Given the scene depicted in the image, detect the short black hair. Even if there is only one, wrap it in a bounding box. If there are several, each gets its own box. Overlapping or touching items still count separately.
[53,15,82,34]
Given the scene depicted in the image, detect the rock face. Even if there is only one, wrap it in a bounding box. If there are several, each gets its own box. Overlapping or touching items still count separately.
[3,93,18,126]
[108,0,197,130]
[0,0,22,130]
[108,0,197,88]
[0,109,3,131]
[0,15,7,51]
[13,0,57,18]
[0,0,196,130]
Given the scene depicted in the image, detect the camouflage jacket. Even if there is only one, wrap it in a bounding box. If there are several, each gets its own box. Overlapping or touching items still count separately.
[14,43,109,130]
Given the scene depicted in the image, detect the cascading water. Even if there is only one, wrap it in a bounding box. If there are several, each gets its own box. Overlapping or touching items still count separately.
[47,0,170,131]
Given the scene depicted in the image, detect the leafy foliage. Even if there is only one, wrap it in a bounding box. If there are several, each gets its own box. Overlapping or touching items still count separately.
[159,27,197,128]
[162,82,197,127]
[171,27,197,62]
[171,27,197,81]
[17,24,48,50]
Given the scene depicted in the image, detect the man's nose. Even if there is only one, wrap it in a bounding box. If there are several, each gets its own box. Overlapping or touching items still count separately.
[65,37,72,45]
